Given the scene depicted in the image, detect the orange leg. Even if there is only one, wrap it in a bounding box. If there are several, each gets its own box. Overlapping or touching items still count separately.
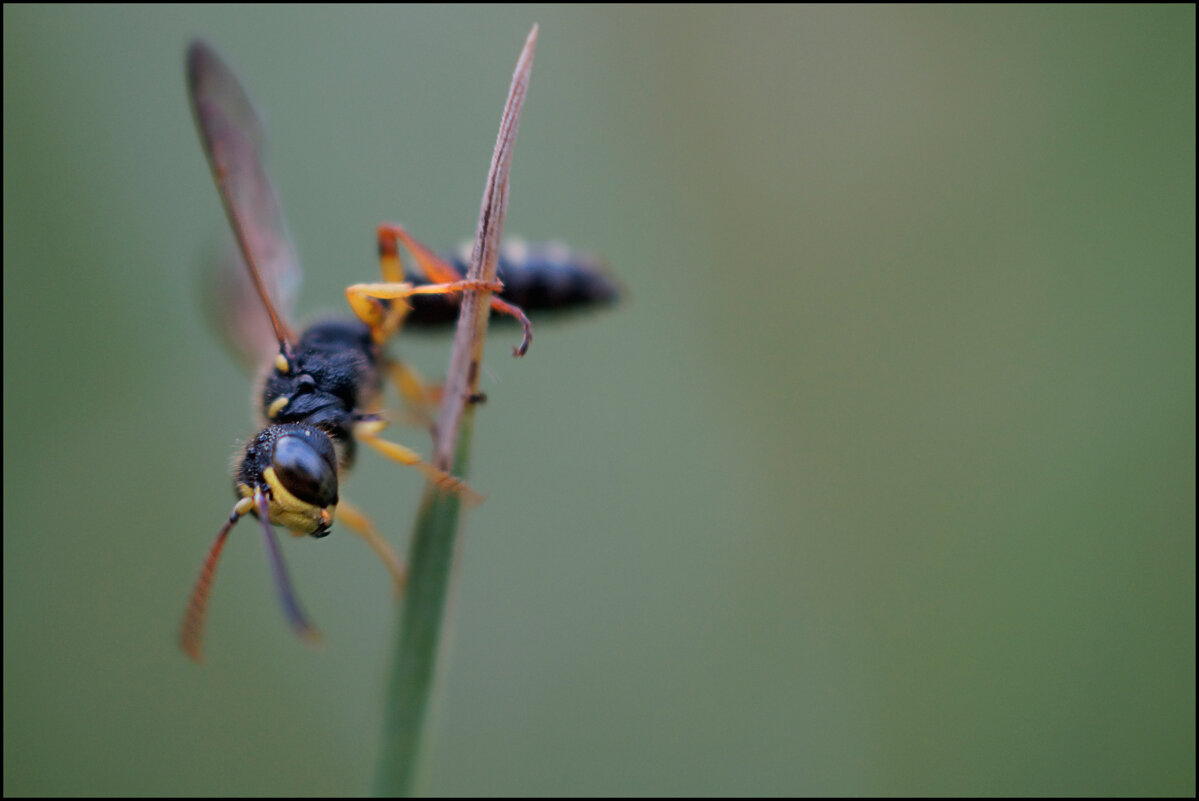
[346,279,504,344]
[375,223,533,355]
[335,498,407,594]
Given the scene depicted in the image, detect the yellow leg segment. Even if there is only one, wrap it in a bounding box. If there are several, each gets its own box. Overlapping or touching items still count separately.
[374,223,422,338]
[335,498,407,594]
[388,360,439,408]
[384,361,441,431]
[355,419,483,506]
[373,222,533,355]
[346,279,504,343]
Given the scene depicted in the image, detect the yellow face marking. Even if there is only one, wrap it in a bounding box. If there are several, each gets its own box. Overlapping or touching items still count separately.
[267,395,289,419]
[274,353,290,374]
[234,488,255,511]
[261,467,335,535]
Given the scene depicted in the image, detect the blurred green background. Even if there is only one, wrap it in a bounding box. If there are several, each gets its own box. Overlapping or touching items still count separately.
[4,5,1194,796]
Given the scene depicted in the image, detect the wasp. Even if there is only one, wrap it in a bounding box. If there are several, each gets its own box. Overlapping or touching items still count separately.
[179,41,617,662]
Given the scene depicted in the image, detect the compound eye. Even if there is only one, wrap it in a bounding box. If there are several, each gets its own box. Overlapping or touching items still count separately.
[272,433,338,507]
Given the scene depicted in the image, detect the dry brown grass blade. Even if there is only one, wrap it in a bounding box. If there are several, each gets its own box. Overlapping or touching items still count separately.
[433,23,539,471]
[376,24,539,797]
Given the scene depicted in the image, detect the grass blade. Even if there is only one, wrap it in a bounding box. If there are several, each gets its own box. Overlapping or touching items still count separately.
[375,24,539,796]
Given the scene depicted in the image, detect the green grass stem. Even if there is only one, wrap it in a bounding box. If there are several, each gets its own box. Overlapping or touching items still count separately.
[374,25,538,796]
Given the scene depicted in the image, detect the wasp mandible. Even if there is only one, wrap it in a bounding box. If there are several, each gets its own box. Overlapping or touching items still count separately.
[180,41,617,662]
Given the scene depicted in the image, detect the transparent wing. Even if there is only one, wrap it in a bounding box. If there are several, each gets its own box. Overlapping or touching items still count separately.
[199,239,298,372]
[187,39,300,352]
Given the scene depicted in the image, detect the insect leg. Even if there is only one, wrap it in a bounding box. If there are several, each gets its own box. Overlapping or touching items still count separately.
[334,497,407,594]
[345,279,505,345]
[353,418,483,505]
[385,359,442,431]
[376,223,533,355]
